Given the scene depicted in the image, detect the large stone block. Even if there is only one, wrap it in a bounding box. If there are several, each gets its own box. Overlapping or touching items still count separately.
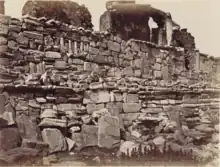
[98,115,120,148]
[123,103,141,113]
[0,128,22,151]
[16,114,41,140]
[81,125,98,147]
[41,128,67,153]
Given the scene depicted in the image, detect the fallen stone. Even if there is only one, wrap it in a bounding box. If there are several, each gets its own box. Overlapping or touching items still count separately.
[41,128,67,153]
[0,128,22,151]
[39,118,67,128]
[123,103,141,113]
[98,115,120,148]
[81,125,98,147]
[16,114,40,140]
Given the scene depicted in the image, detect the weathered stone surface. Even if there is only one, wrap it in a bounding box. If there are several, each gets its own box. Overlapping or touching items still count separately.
[98,116,120,148]
[108,41,120,52]
[0,24,8,35]
[55,60,67,70]
[1,103,16,127]
[81,125,98,147]
[22,0,93,29]
[0,128,22,151]
[0,147,39,164]
[124,93,139,103]
[39,118,67,128]
[45,51,61,59]
[123,103,141,113]
[83,91,110,104]
[40,109,57,119]
[41,128,67,153]
[16,114,40,140]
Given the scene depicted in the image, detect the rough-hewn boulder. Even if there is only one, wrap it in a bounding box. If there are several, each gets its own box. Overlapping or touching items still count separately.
[22,0,93,30]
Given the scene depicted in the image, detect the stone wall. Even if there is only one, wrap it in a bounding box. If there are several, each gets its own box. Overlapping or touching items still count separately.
[0,14,219,165]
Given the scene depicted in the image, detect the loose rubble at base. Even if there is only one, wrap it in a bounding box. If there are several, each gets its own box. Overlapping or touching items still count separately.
[0,0,219,166]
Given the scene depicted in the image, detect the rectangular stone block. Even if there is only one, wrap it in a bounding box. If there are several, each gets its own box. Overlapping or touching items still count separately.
[23,31,43,40]
[0,24,8,35]
[123,103,141,113]
[55,60,66,70]
[45,51,61,59]
[124,93,139,103]
[98,116,120,148]
[81,125,98,147]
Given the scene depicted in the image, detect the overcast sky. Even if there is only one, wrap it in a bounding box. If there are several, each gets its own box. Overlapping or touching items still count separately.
[4,0,219,57]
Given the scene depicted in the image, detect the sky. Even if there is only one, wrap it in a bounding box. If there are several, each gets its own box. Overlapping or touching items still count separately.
[4,0,220,57]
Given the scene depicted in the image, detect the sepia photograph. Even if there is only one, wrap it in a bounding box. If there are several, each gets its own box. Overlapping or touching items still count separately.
[0,0,219,166]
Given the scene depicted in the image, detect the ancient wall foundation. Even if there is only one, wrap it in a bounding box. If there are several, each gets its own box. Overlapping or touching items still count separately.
[0,2,219,166]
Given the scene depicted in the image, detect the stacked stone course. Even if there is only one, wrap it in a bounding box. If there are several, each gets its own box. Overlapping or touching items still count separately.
[0,11,219,165]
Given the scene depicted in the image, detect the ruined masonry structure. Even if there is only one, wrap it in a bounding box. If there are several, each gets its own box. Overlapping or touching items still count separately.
[0,0,219,165]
